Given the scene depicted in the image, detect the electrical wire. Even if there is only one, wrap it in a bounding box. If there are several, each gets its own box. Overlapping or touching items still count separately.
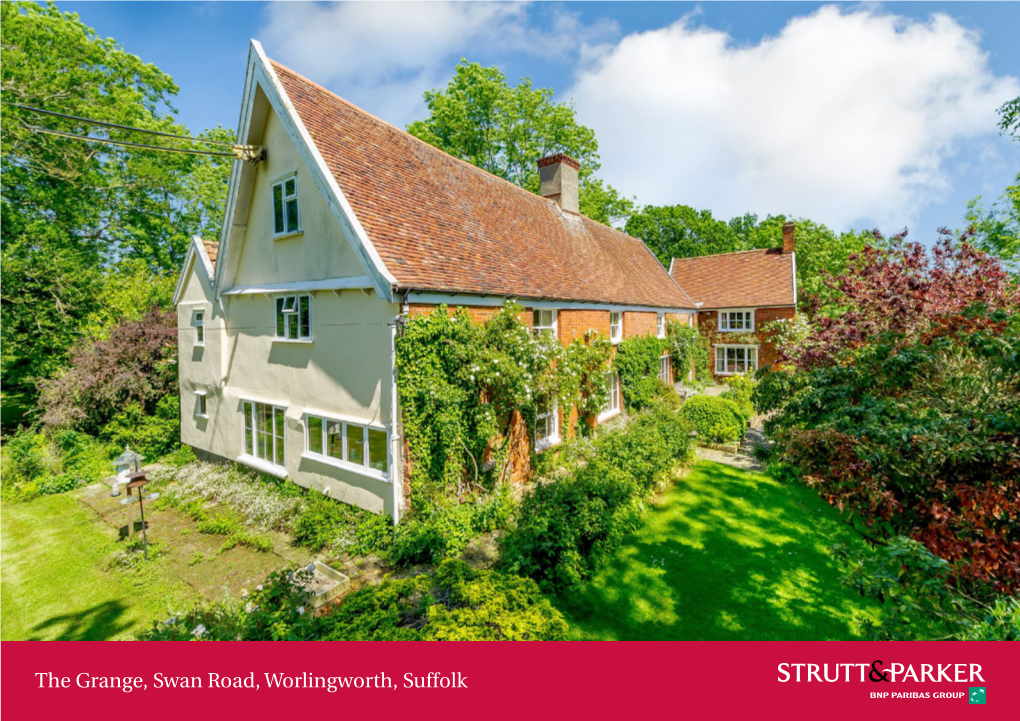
[7,102,236,147]
[26,125,238,158]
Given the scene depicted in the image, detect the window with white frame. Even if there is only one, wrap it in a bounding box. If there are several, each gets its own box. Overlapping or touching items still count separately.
[272,175,300,235]
[275,294,312,340]
[610,312,622,343]
[535,395,559,450]
[658,355,671,383]
[241,400,286,469]
[194,391,208,418]
[601,371,620,417]
[304,414,389,478]
[719,309,754,332]
[715,345,757,375]
[532,309,557,339]
[193,310,205,346]
[657,313,666,338]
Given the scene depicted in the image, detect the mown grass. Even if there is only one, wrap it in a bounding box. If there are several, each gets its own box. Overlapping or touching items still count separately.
[556,460,880,640]
[0,491,197,640]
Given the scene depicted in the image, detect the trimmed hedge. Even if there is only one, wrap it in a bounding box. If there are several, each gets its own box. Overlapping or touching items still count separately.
[678,395,746,444]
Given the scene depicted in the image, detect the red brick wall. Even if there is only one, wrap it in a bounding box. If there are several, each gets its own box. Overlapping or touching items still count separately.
[557,309,611,344]
[408,304,531,327]
[623,311,657,339]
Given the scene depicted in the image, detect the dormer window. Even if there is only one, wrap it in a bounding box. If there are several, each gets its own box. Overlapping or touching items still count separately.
[272,175,300,236]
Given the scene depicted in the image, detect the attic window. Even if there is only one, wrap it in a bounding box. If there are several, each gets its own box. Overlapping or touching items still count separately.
[275,294,311,341]
[272,176,300,236]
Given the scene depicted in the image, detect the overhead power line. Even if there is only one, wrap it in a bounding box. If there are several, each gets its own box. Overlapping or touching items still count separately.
[7,102,265,162]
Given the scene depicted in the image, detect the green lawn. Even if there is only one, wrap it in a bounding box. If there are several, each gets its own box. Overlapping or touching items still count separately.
[556,460,880,640]
[1,492,196,640]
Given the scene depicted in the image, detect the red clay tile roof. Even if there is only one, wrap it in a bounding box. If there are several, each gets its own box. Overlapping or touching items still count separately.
[670,249,795,309]
[202,239,219,269]
[271,61,695,310]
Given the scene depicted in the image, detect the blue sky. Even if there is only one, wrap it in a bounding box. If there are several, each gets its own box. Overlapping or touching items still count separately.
[61,2,1020,239]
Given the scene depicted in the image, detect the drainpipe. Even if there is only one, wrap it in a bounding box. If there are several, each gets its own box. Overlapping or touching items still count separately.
[389,317,402,525]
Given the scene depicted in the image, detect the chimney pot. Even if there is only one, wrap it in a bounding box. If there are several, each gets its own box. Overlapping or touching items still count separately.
[782,222,795,254]
[538,153,580,213]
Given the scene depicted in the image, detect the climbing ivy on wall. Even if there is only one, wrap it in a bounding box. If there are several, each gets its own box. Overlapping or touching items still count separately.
[613,335,668,410]
[666,321,701,385]
[395,303,612,508]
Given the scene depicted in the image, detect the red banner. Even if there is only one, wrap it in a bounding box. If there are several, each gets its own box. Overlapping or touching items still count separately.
[1,641,1015,719]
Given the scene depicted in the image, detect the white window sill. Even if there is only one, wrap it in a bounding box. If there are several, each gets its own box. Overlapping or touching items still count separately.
[195,343,206,348]
[301,451,390,483]
[194,413,209,420]
[611,338,622,345]
[236,454,287,478]
[272,337,314,344]
[715,370,757,376]
[272,230,304,241]
[718,329,755,333]
[597,409,621,424]
[535,435,562,453]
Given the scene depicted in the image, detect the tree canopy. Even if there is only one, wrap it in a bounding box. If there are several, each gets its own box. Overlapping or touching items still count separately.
[0,2,231,397]
[407,60,633,226]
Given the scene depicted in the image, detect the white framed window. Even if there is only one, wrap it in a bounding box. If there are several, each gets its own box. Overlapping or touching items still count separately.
[535,395,560,451]
[715,345,758,375]
[241,400,286,473]
[272,175,300,236]
[194,391,208,418]
[303,413,389,480]
[658,355,671,383]
[192,310,205,346]
[657,313,666,339]
[610,312,622,343]
[275,294,312,341]
[600,371,620,420]
[532,309,558,339]
[719,309,754,332]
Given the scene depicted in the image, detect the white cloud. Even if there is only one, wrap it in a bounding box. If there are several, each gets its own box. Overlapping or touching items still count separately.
[258,2,616,128]
[570,6,1019,231]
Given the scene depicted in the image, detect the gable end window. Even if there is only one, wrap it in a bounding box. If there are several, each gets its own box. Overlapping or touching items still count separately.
[532,309,558,339]
[272,176,300,236]
[610,312,623,343]
[715,345,757,375]
[275,294,312,341]
[192,310,205,346]
[719,310,754,332]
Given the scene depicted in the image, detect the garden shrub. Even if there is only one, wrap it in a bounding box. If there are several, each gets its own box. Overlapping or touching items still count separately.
[678,395,746,443]
[140,560,567,641]
[720,372,757,423]
[500,460,642,593]
[0,427,115,501]
[323,559,568,641]
[100,394,180,460]
[292,490,394,557]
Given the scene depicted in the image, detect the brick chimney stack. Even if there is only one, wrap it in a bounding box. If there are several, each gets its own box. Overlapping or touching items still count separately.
[782,222,795,254]
[538,153,580,214]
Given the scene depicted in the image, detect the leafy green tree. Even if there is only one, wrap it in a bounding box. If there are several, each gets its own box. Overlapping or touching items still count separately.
[1,2,230,397]
[624,205,746,265]
[964,174,1019,273]
[998,96,1020,140]
[407,60,632,225]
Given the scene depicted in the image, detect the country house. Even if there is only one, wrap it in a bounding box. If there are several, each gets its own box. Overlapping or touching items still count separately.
[174,41,703,521]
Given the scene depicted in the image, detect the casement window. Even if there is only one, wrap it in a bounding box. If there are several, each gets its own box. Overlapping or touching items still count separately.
[535,395,560,451]
[275,294,312,341]
[719,309,754,332]
[715,345,758,375]
[194,391,208,419]
[241,400,286,471]
[600,371,620,419]
[272,175,300,236]
[304,414,389,479]
[657,313,666,339]
[193,310,205,346]
[658,355,671,384]
[532,309,558,339]
[610,312,623,343]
